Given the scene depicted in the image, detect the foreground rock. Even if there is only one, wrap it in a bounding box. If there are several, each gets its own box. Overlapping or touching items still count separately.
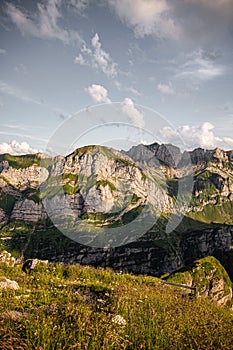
[164,256,232,306]
[0,250,15,266]
[0,277,19,290]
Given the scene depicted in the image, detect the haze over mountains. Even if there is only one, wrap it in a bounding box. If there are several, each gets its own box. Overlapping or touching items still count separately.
[0,142,233,279]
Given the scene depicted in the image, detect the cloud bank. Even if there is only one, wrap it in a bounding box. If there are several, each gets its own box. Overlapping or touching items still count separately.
[0,140,39,155]
[159,122,233,150]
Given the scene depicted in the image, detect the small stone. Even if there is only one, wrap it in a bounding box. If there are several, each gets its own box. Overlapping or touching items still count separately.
[0,277,19,290]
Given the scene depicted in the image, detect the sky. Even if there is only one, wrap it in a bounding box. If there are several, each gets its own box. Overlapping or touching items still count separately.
[0,0,233,155]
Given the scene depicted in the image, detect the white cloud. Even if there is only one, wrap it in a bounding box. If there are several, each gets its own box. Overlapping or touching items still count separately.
[5,0,82,44]
[0,81,42,105]
[85,84,111,103]
[125,86,141,96]
[75,33,118,78]
[159,122,233,150]
[0,140,39,155]
[107,0,179,38]
[122,98,145,129]
[223,137,233,147]
[157,83,175,95]
[0,49,6,54]
[175,50,225,82]
[74,53,86,65]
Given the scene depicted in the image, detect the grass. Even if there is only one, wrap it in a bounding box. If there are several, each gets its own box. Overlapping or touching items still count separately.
[0,154,40,169]
[0,221,35,258]
[0,192,16,215]
[96,180,116,192]
[188,200,233,225]
[0,261,233,350]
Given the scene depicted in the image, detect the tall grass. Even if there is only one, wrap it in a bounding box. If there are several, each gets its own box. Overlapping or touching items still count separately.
[0,262,232,349]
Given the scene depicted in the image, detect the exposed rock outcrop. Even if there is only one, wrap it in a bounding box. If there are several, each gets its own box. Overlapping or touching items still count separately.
[0,277,19,290]
[165,256,232,306]
[0,250,15,266]
[0,164,49,190]
[11,199,47,222]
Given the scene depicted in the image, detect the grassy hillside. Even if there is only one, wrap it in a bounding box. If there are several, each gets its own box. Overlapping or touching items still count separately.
[1,261,233,350]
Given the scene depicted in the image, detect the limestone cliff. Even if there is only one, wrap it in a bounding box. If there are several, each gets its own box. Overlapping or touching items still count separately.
[0,144,232,281]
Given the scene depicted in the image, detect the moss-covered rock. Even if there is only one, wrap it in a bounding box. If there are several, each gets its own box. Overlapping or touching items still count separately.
[165,256,232,306]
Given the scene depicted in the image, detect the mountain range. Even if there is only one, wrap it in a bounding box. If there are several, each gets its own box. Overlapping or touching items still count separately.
[0,142,233,279]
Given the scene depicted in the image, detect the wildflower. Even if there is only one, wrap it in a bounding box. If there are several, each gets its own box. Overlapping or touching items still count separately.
[111,315,127,326]
[97,298,105,303]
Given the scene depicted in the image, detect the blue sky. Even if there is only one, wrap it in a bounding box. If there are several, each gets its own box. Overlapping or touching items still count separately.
[0,0,233,154]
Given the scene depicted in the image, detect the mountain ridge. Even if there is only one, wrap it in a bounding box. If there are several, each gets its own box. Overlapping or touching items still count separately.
[0,142,233,279]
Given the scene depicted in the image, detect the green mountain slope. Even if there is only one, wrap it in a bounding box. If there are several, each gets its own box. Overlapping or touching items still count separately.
[0,143,232,278]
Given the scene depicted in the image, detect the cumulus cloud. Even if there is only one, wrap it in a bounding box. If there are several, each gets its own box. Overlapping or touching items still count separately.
[75,33,118,78]
[223,137,233,147]
[0,140,39,155]
[107,0,179,38]
[85,84,111,103]
[122,98,145,129]
[157,83,175,95]
[5,0,82,44]
[159,122,233,150]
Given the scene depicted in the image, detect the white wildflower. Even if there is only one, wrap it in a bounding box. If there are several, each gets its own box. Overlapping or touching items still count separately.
[111,314,127,326]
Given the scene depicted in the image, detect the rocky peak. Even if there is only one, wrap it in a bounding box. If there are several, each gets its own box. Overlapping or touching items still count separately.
[126,142,182,168]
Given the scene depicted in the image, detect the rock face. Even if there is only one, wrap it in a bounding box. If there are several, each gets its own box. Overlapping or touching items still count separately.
[0,145,233,281]
[11,199,47,222]
[0,163,48,190]
[165,256,232,306]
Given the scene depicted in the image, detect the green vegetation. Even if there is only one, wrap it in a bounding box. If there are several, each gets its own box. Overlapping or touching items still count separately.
[0,193,16,214]
[122,205,144,224]
[39,175,62,199]
[0,222,35,258]
[62,173,78,181]
[96,180,116,191]
[165,256,232,302]
[116,157,131,166]
[81,211,113,222]
[63,183,79,195]
[0,154,40,169]
[0,261,233,349]
[24,226,83,259]
[188,201,233,225]
[21,188,41,204]
[196,169,212,179]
